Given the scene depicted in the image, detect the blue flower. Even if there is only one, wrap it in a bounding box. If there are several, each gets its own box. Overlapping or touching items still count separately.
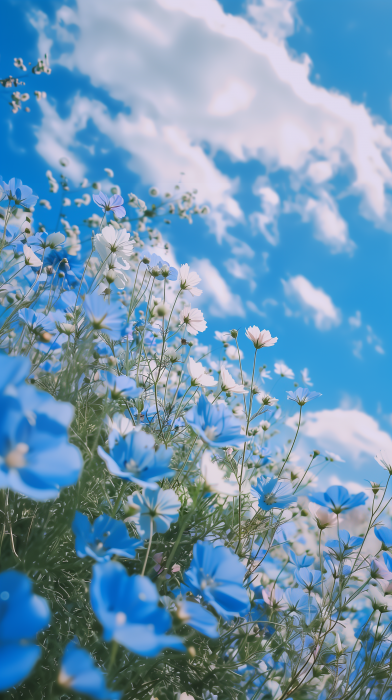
[44,248,85,289]
[55,290,79,312]
[93,192,126,219]
[251,476,296,511]
[84,292,126,340]
[185,394,246,449]
[374,526,392,549]
[59,638,121,699]
[28,231,66,252]
[0,355,83,500]
[90,562,185,656]
[72,512,142,562]
[0,177,38,208]
[147,253,178,281]
[127,486,180,538]
[0,570,50,691]
[183,541,250,620]
[98,430,173,488]
[287,549,314,568]
[294,568,322,592]
[325,530,363,558]
[309,485,367,514]
[284,588,318,624]
[175,599,219,638]
[18,308,55,337]
[105,372,142,400]
[324,553,351,578]
[286,388,322,406]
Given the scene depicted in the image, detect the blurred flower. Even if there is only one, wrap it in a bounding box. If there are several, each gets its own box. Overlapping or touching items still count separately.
[324,553,351,578]
[369,557,392,582]
[179,263,202,296]
[226,345,243,361]
[245,326,277,349]
[95,225,133,263]
[375,452,392,474]
[375,526,392,549]
[274,362,294,379]
[309,485,367,514]
[308,503,337,530]
[300,368,313,386]
[90,562,184,656]
[220,366,247,394]
[286,388,322,406]
[126,486,180,538]
[72,511,142,562]
[259,367,272,382]
[175,599,219,638]
[83,292,126,340]
[23,244,41,267]
[294,568,322,592]
[199,451,239,496]
[104,372,142,400]
[148,253,178,281]
[215,331,231,342]
[288,550,314,568]
[0,177,38,208]
[98,430,173,488]
[93,192,126,219]
[252,476,296,511]
[180,306,207,335]
[18,308,55,338]
[0,570,50,692]
[58,638,121,700]
[185,394,246,448]
[188,357,217,387]
[254,390,278,406]
[183,541,250,620]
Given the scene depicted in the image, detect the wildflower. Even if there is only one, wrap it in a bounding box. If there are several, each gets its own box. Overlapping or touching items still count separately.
[90,562,184,656]
[286,387,322,406]
[185,394,246,448]
[375,526,392,549]
[44,247,84,289]
[95,225,134,263]
[220,366,247,394]
[288,550,314,568]
[254,390,278,406]
[284,588,318,621]
[83,292,126,340]
[252,476,296,511]
[179,306,207,335]
[179,264,202,296]
[325,530,363,558]
[93,192,126,219]
[309,485,367,514]
[0,570,50,691]
[369,558,392,582]
[188,357,217,387]
[147,253,178,281]
[324,553,351,578]
[29,231,65,251]
[183,541,250,619]
[274,362,294,379]
[98,430,173,488]
[72,512,142,562]
[308,503,337,530]
[259,367,272,382]
[300,368,313,386]
[18,308,55,338]
[294,568,322,592]
[23,244,41,267]
[58,638,121,699]
[175,600,219,638]
[245,326,277,349]
[375,452,392,474]
[226,344,244,361]
[199,451,239,496]
[104,372,142,400]
[261,584,286,611]
[126,486,180,538]
[0,177,38,208]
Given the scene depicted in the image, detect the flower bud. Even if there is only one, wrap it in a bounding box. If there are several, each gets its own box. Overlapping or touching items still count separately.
[230,329,238,339]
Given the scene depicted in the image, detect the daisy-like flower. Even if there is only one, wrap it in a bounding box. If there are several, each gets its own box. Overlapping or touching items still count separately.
[274,361,294,379]
[93,191,126,218]
[375,452,392,474]
[259,367,272,382]
[255,390,278,406]
[199,451,239,496]
[179,263,202,296]
[95,225,134,263]
[180,306,207,336]
[301,368,313,386]
[126,486,180,538]
[287,387,322,406]
[245,326,278,349]
[188,357,217,387]
[308,503,337,530]
[220,366,247,394]
[252,475,296,511]
[102,253,129,289]
[23,244,41,267]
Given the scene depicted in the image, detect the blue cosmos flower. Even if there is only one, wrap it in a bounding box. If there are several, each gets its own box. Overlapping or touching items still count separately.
[185,394,246,448]
[324,553,351,578]
[284,589,318,624]
[286,388,322,406]
[18,308,55,336]
[287,549,314,568]
[0,570,51,692]
[84,292,126,340]
[105,372,142,400]
[147,253,178,281]
[28,231,66,252]
[0,177,38,208]
[59,638,121,700]
[175,599,219,638]
[375,526,392,549]
[183,541,250,620]
[90,562,185,656]
[325,530,363,558]
[93,192,126,219]
[126,486,180,538]
[55,290,79,312]
[98,430,173,488]
[294,568,323,592]
[0,355,83,500]
[309,485,367,514]
[44,248,84,289]
[72,511,142,562]
[251,476,296,511]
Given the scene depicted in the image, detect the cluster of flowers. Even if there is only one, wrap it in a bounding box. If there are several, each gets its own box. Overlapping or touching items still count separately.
[0,169,391,700]
[0,55,50,114]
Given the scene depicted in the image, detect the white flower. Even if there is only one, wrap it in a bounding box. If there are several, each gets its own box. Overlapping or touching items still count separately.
[179,306,207,335]
[259,420,270,431]
[301,368,313,386]
[274,362,294,379]
[95,225,133,263]
[200,452,239,496]
[308,502,337,529]
[188,357,217,387]
[101,253,129,289]
[245,326,277,349]
[151,301,170,318]
[104,168,114,178]
[255,390,278,406]
[375,452,392,474]
[106,412,138,438]
[179,264,202,296]
[23,244,41,267]
[226,345,243,361]
[259,367,272,382]
[220,366,247,394]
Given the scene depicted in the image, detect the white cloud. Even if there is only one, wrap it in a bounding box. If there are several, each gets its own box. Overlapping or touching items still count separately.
[191,258,245,317]
[348,310,362,328]
[30,0,392,249]
[224,258,256,290]
[250,178,280,245]
[246,300,266,316]
[282,275,341,330]
[287,407,392,464]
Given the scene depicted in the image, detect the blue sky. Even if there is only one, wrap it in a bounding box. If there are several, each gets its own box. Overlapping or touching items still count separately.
[1,0,392,486]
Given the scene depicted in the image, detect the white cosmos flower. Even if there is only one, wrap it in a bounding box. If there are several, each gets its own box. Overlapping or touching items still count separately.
[179,263,202,296]
[259,367,272,382]
[102,253,129,289]
[106,412,139,437]
[308,502,338,529]
[220,366,248,394]
[188,357,217,387]
[95,224,134,263]
[301,368,313,386]
[179,306,207,335]
[23,244,41,267]
[226,345,244,361]
[200,452,239,496]
[274,361,294,379]
[375,452,392,474]
[245,326,278,349]
[255,390,278,406]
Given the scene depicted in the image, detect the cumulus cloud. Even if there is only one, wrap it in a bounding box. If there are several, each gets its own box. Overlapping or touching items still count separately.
[30,0,392,250]
[224,258,257,290]
[250,178,280,245]
[282,275,341,330]
[287,407,392,464]
[191,258,245,317]
[289,192,355,253]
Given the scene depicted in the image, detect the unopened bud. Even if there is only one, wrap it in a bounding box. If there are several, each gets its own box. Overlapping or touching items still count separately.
[230,329,238,339]
[142,256,151,264]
